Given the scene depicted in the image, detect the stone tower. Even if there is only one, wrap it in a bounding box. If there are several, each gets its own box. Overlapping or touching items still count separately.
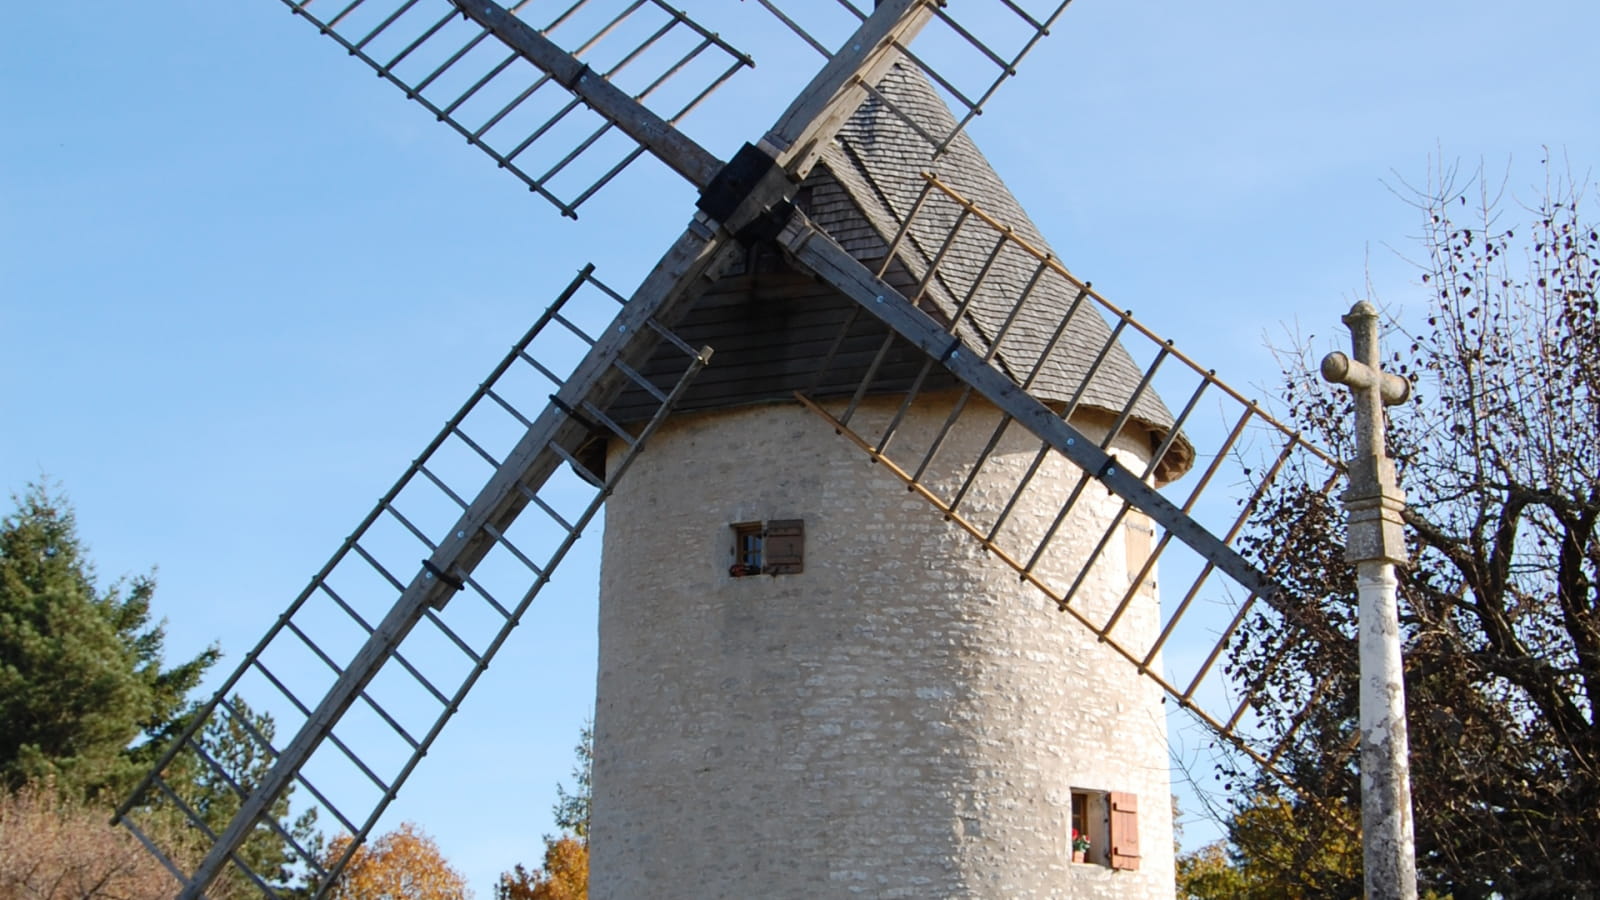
[588,64,1184,899]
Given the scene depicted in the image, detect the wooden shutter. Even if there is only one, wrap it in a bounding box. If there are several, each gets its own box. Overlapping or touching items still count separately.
[762,519,805,574]
[1125,514,1156,595]
[1108,791,1140,871]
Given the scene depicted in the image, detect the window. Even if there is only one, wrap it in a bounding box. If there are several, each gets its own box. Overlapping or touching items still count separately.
[1070,789,1139,871]
[729,519,804,577]
[1070,790,1105,866]
[731,522,764,576]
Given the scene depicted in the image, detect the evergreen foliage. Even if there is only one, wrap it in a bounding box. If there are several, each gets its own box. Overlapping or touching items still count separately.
[0,481,215,799]
[155,695,321,894]
[552,723,592,840]
[0,482,319,896]
[499,722,592,900]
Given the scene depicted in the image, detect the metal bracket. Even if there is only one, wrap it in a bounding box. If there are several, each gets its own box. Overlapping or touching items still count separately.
[420,559,464,593]
[696,142,800,246]
[549,395,604,438]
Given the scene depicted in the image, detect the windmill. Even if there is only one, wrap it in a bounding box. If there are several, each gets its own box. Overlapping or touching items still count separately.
[114,1,1343,897]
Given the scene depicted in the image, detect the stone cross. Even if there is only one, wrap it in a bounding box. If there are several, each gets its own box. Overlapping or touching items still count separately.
[1320,301,1410,565]
[1321,301,1418,900]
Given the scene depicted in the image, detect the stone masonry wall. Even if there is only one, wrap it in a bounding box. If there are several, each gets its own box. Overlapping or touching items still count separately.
[591,396,1177,899]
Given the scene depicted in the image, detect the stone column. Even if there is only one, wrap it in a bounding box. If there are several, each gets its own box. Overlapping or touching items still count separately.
[1320,301,1418,900]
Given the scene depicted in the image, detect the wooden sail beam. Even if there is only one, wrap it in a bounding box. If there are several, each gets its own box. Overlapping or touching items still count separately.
[446,0,724,190]
[450,0,938,192]
[177,229,734,899]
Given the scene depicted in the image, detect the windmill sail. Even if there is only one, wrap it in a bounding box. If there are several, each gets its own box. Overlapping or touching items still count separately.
[753,0,1077,153]
[269,0,1074,213]
[273,0,752,214]
[119,1,1340,894]
[117,266,714,896]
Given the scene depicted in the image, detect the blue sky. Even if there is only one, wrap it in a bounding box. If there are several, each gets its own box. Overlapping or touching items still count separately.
[4,0,1596,892]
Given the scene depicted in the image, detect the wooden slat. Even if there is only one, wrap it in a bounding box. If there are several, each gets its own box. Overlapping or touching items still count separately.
[604,244,955,421]
[604,303,956,422]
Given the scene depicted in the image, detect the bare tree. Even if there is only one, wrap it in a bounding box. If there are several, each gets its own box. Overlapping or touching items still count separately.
[1217,159,1599,899]
[0,781,200,900]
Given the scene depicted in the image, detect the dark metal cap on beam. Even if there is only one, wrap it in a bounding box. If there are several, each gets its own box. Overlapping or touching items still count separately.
[697,142,799,246]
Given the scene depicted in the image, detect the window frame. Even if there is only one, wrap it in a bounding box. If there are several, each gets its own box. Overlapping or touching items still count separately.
[1069,789,1110,866]
[730,521,765,577]
[728,519,804,577]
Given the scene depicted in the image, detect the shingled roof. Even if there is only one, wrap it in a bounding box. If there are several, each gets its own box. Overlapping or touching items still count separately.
[810,63,1188,472]
[604,62,1192,482]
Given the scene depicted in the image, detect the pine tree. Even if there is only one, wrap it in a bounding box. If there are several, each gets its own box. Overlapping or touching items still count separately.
[0,481,321,895]
[155,695,322,894]
[551,723,591,840]
[0,481,216,799]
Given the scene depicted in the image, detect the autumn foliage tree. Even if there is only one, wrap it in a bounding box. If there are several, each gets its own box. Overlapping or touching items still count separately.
[1199,161,1600,898]
[322,822,469,900]
[495,838,588,900]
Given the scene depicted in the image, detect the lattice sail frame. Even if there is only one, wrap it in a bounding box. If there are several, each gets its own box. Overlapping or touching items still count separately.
[114,0,1356,895]
[277,0,752,215]
[272,0,1075,216]
[748,0,1075,153]
[116,267,712,895]
[786,171,1348,785]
